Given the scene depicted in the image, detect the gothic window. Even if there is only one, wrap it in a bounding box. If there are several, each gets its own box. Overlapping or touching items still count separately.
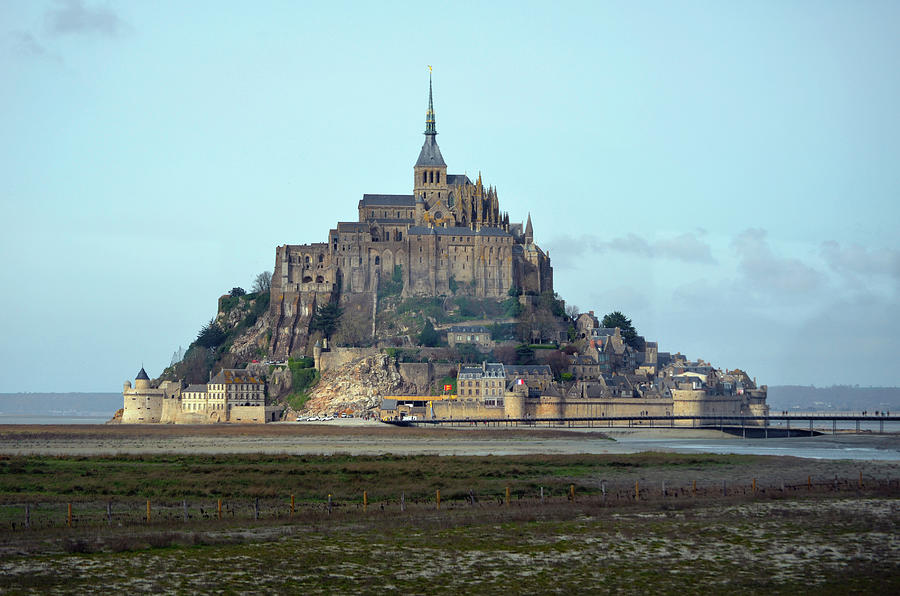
[305,256,310,265]
[423,171,427,183]
[375,256,380,266]
[437,172,441,183]
[429,171,434,183]
[318,254,324,263]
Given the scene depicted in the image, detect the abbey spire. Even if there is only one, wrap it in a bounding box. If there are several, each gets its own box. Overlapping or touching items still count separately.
[424,71,436,135]
[414,68,448,205]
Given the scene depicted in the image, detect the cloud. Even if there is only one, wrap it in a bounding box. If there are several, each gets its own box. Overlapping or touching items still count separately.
[9,31,60,62]
[549,230,716,266]
[820,241,900,283]
[731,228,823,295]
[45,0,125,37]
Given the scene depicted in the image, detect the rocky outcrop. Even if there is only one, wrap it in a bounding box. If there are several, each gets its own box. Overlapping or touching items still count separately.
[301,354,404,415]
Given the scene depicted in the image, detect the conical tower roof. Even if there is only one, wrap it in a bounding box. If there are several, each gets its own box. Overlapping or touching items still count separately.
[415,70,446,167]
[135,367,150,381]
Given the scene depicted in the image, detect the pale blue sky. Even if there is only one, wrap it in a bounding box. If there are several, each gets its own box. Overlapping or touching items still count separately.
[2,1,898,391]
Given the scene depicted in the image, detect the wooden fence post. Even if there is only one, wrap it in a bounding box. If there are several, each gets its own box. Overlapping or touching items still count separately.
[569,484,575,501]
[692,480,696,497]
[363,491,368,513]
[146,500,151,524]
[67,503,72,528]
[808,476,811,491]
[217,499,222,520]
[505,486,510,507]
[753,478,757,494]
[436,490,441,510]
[635,481,639,501]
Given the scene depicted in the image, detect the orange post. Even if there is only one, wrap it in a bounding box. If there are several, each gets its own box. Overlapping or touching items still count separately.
[569,484,575,501]
[753,478,757,494]
[692,480,696,497]
[146,500,151,523]
[217,499,222,520]
[635,481,640,501]
[505,486,510,507]
[436,490,441,510]
[363,491,368,513]
[808,476,812,491]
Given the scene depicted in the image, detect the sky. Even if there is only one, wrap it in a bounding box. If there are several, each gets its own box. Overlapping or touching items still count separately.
[1,0,898,392]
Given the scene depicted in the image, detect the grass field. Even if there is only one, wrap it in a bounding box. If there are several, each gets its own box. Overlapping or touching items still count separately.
[0,442,898,593]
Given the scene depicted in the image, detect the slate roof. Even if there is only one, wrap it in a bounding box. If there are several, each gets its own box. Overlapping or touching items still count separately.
[185,384,207,393]
[458,363,506,379]
[135,368,150,381]
[407,226,511,238]
[506,364,552,376]
[360,194,415,207]
[337,222,369,232]
[446,174,472,186]
[209,369,262,385]
[415,135,446,167]
[449,325,490,334]
[372,218,415,225]
[591,327,618,338]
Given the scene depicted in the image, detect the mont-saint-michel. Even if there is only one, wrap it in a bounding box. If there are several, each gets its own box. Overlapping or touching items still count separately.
[3,3,899,593]
[117,74,768,426]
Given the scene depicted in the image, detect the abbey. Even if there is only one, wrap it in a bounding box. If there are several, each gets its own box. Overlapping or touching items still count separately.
[269,75,553,358]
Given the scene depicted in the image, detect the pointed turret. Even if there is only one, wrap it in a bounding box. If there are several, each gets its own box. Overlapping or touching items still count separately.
[414,69,447,202]
[415,72,446,168]
[525,213,534,244]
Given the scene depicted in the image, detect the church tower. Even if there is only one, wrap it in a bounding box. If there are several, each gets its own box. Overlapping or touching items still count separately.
[413,71,448,207]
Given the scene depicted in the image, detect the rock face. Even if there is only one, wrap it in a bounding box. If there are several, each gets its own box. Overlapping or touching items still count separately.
[302,354,403,415]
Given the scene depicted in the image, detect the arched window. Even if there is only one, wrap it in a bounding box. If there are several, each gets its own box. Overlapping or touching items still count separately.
[318,254,324,263]
[375,256,380,266]
[423,171,427,183]
[304,256,310,265]
[429,171,434,183]
[437,172,441,183]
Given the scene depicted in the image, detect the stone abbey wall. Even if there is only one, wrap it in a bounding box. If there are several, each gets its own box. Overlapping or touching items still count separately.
[425,389,762,424]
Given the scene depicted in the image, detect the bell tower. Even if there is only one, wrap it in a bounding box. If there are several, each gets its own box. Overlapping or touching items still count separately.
[413,68,448,207]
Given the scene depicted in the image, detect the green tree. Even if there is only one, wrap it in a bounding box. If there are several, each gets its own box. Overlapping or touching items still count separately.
[515,344,536,365]
[196,319,226,349]
[252,271,272,294]
[310,303,343,339]
[418,320,440,347]
[601,311,641,349]
[230,287,246,297]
